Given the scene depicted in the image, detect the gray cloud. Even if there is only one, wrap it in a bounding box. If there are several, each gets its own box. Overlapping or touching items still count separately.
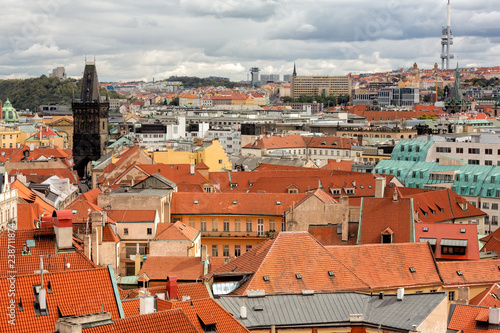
[0,0,499,81]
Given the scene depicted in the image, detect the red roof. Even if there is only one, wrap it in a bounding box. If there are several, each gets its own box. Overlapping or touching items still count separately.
[0,228,96,278]
[243,134,306,149]
[470,284,500,307]
[106,210,156,222]
[415,223,480,260]
[448,304,500,333]
[9,168,79,184]
[154,221,199,242]
[358,196,413,244]
[209,232,369,295]
[321,159,354,171]
[303,136,357,149]
[438,259,500,287]
[126,283,210,301]
[138,256,204,281]
[326,242,442,289]
[0,268,121,333]
[171,192,308,216]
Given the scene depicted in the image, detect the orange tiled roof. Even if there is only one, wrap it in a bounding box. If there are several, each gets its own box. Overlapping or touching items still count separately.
[470,284,500,308]
[171,192,308,216]
[448,304,500,333]
[84,308,198,333]
[0,228,96,278]
[321,159,354,171]
[11,180,55,215]
[438,259,500,287]
[209,232,369,295]
[482,236,500,256]
[358,196,413,244]
[172,298,250,333]
[309,224,358,246]
[154,221,199,242]
[126,283,210,301]
[415,223,479,260]
[303,136,358,149]
[138,256,204,281]
[326,242,442,289]
[0,267,121,333]
[102,224,120,243]
[243,134,306,149]
[106,210,156,222]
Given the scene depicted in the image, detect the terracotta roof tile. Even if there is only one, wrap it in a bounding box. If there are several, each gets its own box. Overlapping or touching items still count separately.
[0,229,96,278]
[138,256,204,281]
[102,225,120,242]
[470,284,500,307]
[106,210,156,222]
[448,304,500,333]
[154,221,199,242]
[0,267,121,333]
[358,197,413,244]
[438,259,500,287]
[126,283,210,301]
[210,232,369,295]
[327,242,442,289]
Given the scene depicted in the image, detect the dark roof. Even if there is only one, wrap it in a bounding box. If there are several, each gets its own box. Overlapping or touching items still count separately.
[217,292,447,331]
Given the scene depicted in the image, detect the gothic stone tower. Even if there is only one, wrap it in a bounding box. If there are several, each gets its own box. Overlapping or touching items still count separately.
[72,63,109,178]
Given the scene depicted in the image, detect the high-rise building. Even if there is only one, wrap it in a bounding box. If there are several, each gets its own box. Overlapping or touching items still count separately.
[49,67,67,80]
[440,0,454,70]
[291,75,351,99]
[72,63,109,177]
[249,67,260,85]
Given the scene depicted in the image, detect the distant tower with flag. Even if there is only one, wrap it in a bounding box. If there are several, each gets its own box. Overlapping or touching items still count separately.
[440,0,454,70]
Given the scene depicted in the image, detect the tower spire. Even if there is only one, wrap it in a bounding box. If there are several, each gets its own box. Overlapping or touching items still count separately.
[440,0,454,70]
[292,63,297,77]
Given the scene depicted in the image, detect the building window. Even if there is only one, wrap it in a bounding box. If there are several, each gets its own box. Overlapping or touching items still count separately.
[200,218,206,231]
[223,219,229,232]
[234,245,241,257]
[441,246,466,255]
[212,218,218,231]
[449,291,455,301]
[246,219,252,232]
[493,204,498,210]
[486,149,493,155]
[219,159,223,164]
[189,218,195,228]
[257,219,264,236]
[468,148,480,154]
[493,216,499,225]
[223,245,229,257]
[269,219,276,232]
[456,148,463,153]
[468,160,480,165]
[246,245,252,253]
[212,245,218,257]
[486,160,493,166]
[147,228,152,235]
[124,228,129,235]
[483,202,490,209]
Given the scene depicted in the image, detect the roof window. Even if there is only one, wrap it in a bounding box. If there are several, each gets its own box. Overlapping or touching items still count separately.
[460,228,466,233]
[193,200,199,204]
[423,227,428,232]
[263,276,270,281]
[295,274,302,279]
[409,267,416,273]
[456,271,463,276]
[328,271,335,277]
[276,201,281,205]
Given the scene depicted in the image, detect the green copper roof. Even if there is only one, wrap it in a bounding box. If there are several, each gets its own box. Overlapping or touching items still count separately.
[390,139,434,162]
[2,98,19,123]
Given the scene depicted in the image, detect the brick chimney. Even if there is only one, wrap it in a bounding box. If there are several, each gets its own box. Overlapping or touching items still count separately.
[375,177,386,198]
[166,276,178,300]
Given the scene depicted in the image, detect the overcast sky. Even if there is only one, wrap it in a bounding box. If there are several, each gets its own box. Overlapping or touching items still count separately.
[1,0,499,82]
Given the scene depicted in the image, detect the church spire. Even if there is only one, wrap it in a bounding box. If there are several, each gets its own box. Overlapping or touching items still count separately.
[293,63,297,77]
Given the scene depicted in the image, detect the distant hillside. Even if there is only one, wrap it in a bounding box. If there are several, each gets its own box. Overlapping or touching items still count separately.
[0,75,125,112]
[165,76,249,89]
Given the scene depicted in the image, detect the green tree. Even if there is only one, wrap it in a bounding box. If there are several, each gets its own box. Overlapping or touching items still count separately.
[169,97,179,106]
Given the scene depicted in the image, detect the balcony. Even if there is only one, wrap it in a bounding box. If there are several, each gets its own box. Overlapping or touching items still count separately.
[201,231,274,238]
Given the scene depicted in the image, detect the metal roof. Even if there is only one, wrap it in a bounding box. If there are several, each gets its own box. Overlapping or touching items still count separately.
[419,238,437,246]
[217,291,446,331]
[440,238,468,247]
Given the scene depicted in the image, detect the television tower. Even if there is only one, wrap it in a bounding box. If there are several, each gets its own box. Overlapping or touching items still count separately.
[440,0,454,70]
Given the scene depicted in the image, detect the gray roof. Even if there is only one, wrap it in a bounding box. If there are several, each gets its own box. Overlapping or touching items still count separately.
[110,187,174,197]
[217,292,446,331]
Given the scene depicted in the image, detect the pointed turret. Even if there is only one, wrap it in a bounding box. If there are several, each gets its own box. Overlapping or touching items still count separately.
[80,64,101,103]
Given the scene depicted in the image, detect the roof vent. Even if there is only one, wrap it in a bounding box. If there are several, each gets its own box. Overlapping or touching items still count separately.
[397,288,404,301]
[233,201,237,205]
[253,305,264,311]
[379,291,384,299]
[295,274,302,279]
[460,228,466,233]
[193,200,199,204]
[328,271,335,277]
[263,276,269,282]
[301,290,314,295]
[409,267,416,273]
[457,271,463,276]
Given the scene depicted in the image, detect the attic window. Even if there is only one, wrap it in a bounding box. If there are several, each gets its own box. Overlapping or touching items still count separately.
[295,274,302,279]
[360,186,364,189]
[328,271,335,277]
[409,267,416,273]
[232,266,237,271]
[263,276,270,282]
[460,228,466,233]
[423,227,428,232]
[368,185,372,189]
[194,200,199,204]
[321,141,327,145]
[276,201,281,205]
[456,271,463,276]
[232,201,237,205]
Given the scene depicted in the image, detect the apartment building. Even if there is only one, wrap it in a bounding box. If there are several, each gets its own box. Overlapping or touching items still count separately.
[291,75,351,99]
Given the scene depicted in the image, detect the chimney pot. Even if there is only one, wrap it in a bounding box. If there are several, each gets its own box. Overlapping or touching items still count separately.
[166,276,178,300]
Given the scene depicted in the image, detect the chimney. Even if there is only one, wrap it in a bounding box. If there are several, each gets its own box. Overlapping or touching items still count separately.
[190,163,195,175]
[375,177,386,198]
[340,196,349,243]
[134,244,142,275]
[140,295,156,315]
[490,306,500,325]
[397,287,405,301]
[53,210,74,249]
[379,291,384,299]
[201,244,207,262]
[240,302,247,319]
[166,276,178,300]
[392,188,398,202]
